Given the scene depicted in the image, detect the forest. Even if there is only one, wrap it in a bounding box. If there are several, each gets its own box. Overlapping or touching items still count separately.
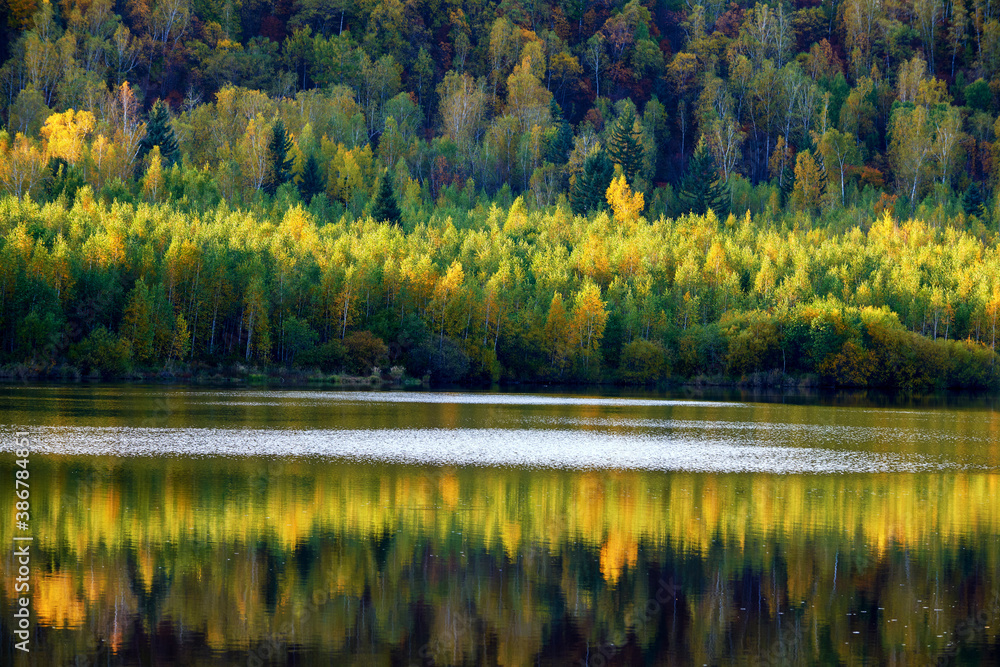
[2,0,1000,389]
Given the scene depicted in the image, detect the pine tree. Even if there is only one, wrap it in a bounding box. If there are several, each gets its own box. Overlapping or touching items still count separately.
[606,105,643,186]
[962,182,985,217]
[678,136,730,216]
[137,100,180,168]
[264,119,294,196]
[371,171,402,225]
[298,153,324,204]
[570,150,614,215]
[780,165,795,205]
[547,100,573,165]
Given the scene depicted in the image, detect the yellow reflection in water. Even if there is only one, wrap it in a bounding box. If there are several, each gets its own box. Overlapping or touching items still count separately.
[1,457,997,666]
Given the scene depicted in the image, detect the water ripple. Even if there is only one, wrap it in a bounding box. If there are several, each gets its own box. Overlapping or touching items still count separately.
[10,425,963,474]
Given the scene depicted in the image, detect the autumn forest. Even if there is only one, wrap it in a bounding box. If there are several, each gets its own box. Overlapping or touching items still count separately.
[2,0,1000,388]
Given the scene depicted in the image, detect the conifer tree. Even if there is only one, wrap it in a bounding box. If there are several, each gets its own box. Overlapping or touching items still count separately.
[570,150,614,215]
[137,100,180,168]
[962,182,985,217]
[780,165,795,205]
[371,171,402,225]
[264,119,294,196]
[547,100,573,165]
[298,153,324,204]
[606,105,643,186]
[678,136,730,216]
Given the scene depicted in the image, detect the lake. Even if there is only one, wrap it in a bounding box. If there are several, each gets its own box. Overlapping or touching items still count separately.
[1,385,999,665]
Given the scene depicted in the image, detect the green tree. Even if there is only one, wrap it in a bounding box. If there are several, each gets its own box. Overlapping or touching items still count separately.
[678,136,730,216]
[606,104,643,186]
[371,171,401,225]
[263,119,294,196]
[817,129,858,205]
[962,182,985,216]
[137,100,180,168]
[122,278,154,364]
[570,150,614,215]
[170,313,191,361]
[298,153,324,204]
[547,100,573,165]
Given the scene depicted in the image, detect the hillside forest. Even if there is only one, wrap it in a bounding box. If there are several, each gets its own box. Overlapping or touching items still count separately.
[2,0,1000,389]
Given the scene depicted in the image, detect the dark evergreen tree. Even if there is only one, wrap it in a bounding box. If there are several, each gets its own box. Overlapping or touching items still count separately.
[962,182,985,217]
[371,171,402,225]
[298,153,324,204]
[263,119,294,196]
[137,100,180,168]
[678,137,730,217]
[606,105,643,186]
[779,165,795,205]
[570,150,614,215]
[547,100,573,165]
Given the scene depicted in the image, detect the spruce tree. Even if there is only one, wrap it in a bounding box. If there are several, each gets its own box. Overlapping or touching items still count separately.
[547,100,573,165]
[779,164,795,205]
[678,137,730,217]
[264,119,294,196]
[138,100,180,168]
[371,171,402,225]
[962,182,985,217]
[298,153,324,204]
[606,105,643,186]
[570,150,614,216]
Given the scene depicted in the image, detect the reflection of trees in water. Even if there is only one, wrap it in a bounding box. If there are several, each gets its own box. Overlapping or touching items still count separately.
[4,459,999,665]
[125,543,175,627]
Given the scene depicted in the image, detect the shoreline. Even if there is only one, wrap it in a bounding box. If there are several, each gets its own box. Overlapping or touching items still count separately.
[1,363,992,396]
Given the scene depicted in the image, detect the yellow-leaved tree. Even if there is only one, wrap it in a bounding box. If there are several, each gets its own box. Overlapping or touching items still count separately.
[142,146,164,202]
[40,109,96,165]
[0,133,46,197]
[572,281,608,370]
[543,291,573,374]
[605,173,644,224]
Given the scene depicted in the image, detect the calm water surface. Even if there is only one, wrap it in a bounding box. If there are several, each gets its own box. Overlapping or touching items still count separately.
[1,385,999,665]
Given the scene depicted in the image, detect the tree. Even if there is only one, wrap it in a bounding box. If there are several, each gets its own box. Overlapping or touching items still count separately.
[371,171,401,225]
[931,105,965,186]
[547,100,574,165]
[40,110,96,165]
[584,33,606,99]
[544,292,573,373]
[0,134,46,198]
[298,153,324,204]
[962,182,985,216]
[170,313,190,361]
[143,146,164,202]
[571,149,614,215]
[816,128,858,205]
[122,278,154,364]
[505,53,552,132]
[606,173,644,224]
[137,100,179,168]
[790,149,824,212]
[572,281,608,370]
[678,136,730,216]
[606,104,644,186]
[263,118,294,196]
[889,104,933,204]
